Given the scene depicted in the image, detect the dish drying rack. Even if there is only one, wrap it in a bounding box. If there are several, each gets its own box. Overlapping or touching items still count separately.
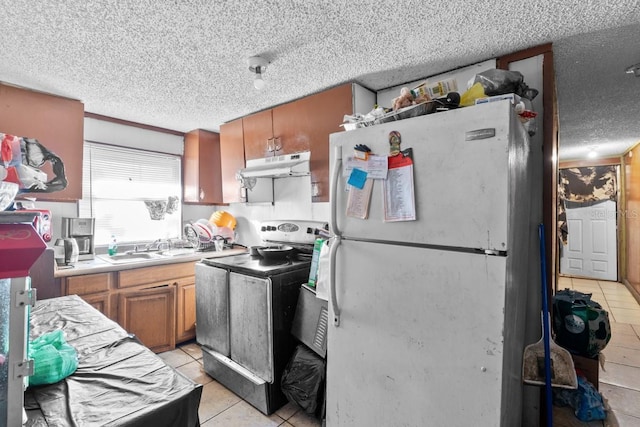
[183,223,230,252]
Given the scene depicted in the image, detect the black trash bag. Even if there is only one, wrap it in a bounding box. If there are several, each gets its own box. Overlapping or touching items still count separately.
[281,345,326,415]
[552,288,611,357]
[473,69,539,100]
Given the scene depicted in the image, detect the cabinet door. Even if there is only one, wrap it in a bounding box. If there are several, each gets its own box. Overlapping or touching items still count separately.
[64,272,112,295]
[81,292,112,318]
[63,273,113,318]
[220,118,245,203]
[272,101,312,155]
[183,129,223,204]
[118,261,195,289]
[176,277,196,343]
[0,83,84,201]
[273,83,353,202]
[229,272,273,382]
[118,284,176,353]
[243,109,274,160]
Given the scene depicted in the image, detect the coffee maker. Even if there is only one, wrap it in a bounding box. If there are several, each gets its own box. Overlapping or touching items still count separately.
[62,217,95,260]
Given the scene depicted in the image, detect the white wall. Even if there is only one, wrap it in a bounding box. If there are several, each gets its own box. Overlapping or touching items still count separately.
[183,176,330,247]
[84,117,184,154]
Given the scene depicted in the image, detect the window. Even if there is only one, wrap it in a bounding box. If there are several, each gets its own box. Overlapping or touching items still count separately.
[80,142,182,245]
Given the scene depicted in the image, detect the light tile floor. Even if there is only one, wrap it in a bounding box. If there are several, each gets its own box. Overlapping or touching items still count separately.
[555,277,640,427]
[158,342,322,427]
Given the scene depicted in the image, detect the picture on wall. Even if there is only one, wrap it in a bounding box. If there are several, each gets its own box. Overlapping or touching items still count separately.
[1,132,68,194]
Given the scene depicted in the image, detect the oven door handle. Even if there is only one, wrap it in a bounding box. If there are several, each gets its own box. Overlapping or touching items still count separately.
[329,235,341,327]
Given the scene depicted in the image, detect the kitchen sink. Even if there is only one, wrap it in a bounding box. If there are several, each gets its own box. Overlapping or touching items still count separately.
[98,252,164,264]
[156,248,196,257]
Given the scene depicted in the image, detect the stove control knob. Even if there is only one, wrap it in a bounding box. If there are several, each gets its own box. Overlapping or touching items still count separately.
[306,227,313,234]
[269,226,276,231]
[261,226,267,231]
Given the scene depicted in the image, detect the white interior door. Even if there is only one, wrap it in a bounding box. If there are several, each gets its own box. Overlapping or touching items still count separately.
[560,200,617,281]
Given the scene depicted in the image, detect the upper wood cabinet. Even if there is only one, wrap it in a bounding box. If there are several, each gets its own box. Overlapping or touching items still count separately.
[220,118,245,203]
[275,84,355,202]
[0,83,84,201]
[183,129,223,204]
[243,109,275,160]
[218,83,374,203]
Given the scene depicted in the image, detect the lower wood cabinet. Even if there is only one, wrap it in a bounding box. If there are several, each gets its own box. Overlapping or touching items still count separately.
[176,277,197,343]
[61,261,198,353]
[63,272,114,319]
[81,292,112,317]
[118,284,176,353]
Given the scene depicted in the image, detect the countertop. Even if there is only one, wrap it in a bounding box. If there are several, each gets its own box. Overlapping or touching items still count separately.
[54,247,248,278]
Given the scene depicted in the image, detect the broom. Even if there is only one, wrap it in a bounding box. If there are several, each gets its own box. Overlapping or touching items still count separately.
[523,225,578,425]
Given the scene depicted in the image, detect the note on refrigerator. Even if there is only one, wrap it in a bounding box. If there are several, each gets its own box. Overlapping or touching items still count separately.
[383,151,416,222]
[346,178,374,219]
[343,155,388,180]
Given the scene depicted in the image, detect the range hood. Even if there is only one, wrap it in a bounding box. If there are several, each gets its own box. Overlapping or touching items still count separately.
[238,151,311,179]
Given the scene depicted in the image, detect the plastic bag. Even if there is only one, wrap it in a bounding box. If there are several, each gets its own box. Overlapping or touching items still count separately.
[281,345,326,415]
[553,288,611,357]
[460,82,487,107]
[473,69,539,100]
[28,329,78,386]
[553,376,607,421]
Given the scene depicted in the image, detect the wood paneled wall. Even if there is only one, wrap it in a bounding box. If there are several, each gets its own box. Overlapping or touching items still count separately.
[0,83,84,201]
[624,147,640,294]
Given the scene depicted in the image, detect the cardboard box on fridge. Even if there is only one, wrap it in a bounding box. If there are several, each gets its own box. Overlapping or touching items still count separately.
[475,93,521,105]
[411,77,458,99]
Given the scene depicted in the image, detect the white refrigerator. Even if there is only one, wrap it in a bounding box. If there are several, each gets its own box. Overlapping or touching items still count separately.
[327,101,540,426]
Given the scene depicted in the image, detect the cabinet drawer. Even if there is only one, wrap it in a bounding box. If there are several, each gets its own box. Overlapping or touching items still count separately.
[118,262,196,289]
[65,273,112,295]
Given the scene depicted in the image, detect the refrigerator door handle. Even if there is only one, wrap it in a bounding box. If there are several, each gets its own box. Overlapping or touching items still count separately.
[330,145,342,237]
[329,235,341,326]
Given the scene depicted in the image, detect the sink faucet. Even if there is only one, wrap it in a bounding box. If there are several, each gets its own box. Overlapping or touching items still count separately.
[133,239,169,252]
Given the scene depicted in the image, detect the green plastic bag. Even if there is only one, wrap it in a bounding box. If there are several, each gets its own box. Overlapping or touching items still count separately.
[28,329,78,386]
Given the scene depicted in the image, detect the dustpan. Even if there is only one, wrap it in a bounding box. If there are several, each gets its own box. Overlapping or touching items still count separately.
[522,313,578,389]
[523,225,577,426]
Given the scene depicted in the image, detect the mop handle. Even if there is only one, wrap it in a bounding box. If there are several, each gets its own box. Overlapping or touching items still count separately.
[539,223,553,427]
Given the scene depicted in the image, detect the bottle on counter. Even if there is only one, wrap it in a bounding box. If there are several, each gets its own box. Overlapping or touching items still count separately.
[108,235,118,256]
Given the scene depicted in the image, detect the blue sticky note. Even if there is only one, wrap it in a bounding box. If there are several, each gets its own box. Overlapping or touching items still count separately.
[348,168,368,189]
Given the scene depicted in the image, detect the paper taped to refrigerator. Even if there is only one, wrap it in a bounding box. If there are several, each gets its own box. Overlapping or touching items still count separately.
[346,178,373,219]
[383,153,416,222]
[343,155,388,180]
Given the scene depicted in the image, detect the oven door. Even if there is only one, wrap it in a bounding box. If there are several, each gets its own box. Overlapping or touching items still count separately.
[195,263,230,356]
[229,272,274,382]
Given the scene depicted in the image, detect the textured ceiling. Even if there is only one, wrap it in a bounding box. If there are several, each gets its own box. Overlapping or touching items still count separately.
[1,1,639,160]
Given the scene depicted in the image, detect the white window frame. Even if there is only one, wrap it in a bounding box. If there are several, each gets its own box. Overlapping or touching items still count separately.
[80,141,182,246]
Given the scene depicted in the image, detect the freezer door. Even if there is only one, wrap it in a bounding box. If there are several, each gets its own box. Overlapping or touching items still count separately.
[330,101,526,252]
[326,240,521,426]
[195,263,230,355]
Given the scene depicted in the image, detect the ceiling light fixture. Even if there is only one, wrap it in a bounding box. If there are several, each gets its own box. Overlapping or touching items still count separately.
[587,146,598,159]
[248,56,268,90]
[625,63,640,77]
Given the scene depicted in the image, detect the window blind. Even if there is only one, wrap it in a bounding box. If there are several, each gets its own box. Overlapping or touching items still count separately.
[80,142,182,245]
